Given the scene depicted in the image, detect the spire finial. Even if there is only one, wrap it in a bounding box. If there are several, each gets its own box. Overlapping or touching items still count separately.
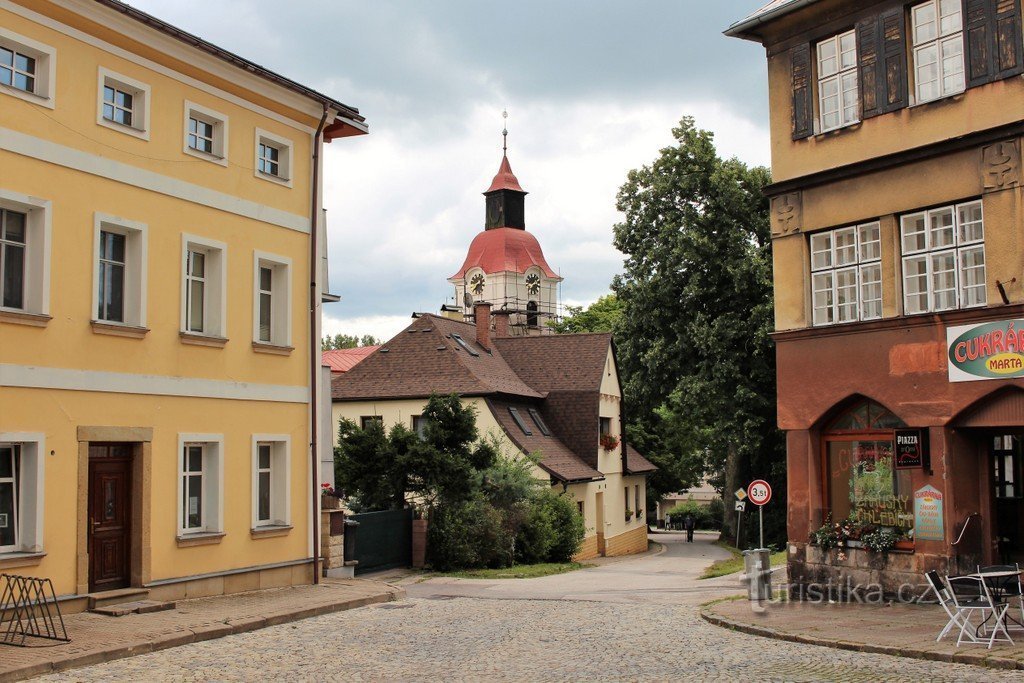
[502,109,508,155]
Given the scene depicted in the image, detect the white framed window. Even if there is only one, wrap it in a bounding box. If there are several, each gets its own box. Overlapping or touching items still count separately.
[176,434,224,537]
[97,68,151,140]
[817,30,858,132]
[252,251,291,347]
[254,129,293,187]
[0,28,56,108]
[809,221,882,325]
[92,213,147,328]
[901,200,985,314]
[183,101,228,165]
[0,434,44,555]
[411,415,428,440]
[0,191,50,318]
[181,235,227,338]
[912,0,964,104]
[251,436,290,528]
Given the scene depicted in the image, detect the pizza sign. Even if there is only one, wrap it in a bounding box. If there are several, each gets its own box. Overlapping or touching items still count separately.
[894,429,927,470]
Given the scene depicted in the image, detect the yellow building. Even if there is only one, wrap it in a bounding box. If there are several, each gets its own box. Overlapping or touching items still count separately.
[728,0,1024,591]
[0,0,365,610]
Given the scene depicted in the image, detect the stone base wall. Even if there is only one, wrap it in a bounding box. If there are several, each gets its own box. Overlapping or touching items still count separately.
[321,510,345,573]
[574,535,600,561]
[604,525,648,557]
[788,542,948,599]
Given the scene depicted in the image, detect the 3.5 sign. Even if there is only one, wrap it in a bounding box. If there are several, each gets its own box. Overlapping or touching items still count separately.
[747,480,772,506]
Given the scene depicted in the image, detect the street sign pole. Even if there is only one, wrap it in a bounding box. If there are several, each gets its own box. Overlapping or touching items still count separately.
[736,508,743,548]
[759,504,764,550]
[746,479,773,550]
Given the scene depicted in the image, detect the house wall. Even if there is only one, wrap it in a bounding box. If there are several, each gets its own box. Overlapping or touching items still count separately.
[0,0,331,602]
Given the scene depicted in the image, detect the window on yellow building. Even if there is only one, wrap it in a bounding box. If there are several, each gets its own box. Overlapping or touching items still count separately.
[901,200,985,314]
[0,436,43,556]
[97,69,150,139]
[809,222,881,326]
[255,129,293,187]
[181,235,226,339]
[1,208,26,310]
[0,29,55,107]
[252,437,289,529]
[0,444,19,552]
[0,192,50,320]
[253,251,290,347]
[177,435,223,537]
[816,30,858,132]
[911,0,965,103]
[184,101,228,164]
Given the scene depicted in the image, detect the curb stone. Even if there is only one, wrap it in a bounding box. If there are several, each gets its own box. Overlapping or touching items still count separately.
[0,587,404,683]
[698,605,1024,672]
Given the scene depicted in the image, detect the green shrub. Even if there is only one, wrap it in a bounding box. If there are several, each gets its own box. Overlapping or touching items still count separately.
[666,498,721,530]
[427,498,512,571]
[707,498,725,529]
[515,499,555,565]
[543,491,586,562]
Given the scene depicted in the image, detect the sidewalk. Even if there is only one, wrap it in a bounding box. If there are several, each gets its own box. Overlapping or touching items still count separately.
[702,596,1024,671]
[0,578,404,682]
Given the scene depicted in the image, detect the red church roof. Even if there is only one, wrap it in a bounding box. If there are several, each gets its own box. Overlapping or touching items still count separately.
[322,346,380,373]
[449,227,560,280]
[485,154,525,193]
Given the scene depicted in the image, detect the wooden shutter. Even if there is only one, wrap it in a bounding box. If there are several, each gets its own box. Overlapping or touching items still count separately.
[965,0,1024,86]
[994,0,1023,79]
[790,43,814,140]
[857,16,881,118]
[965,0,995,86]
[878,7,909,112]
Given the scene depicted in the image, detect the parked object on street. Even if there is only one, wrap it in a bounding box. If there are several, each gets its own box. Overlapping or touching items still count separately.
[0,574,69,646]
[742,549,772,606]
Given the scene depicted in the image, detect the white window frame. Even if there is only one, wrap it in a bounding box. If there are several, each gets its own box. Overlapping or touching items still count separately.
[911,0,965,104]
[176,434,224,537]
[0,433,45,555]
[251,435,290,529]
[0,28,56,108]
[254,128,293,188]
[180,234,227,338]
[809,221,882,326]
[816,29,859,133]
[0,190,51,317]
[900,200,986,314]
[183,100,229,165]
[92,213,147,328]
[252,251,291,347]
[97,67,151,140]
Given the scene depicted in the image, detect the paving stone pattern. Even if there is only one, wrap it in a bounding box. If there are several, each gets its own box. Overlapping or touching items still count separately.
[32,534,1018,682]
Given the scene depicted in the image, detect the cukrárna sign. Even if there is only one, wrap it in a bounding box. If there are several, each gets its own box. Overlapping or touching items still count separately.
[947,319,1024,382]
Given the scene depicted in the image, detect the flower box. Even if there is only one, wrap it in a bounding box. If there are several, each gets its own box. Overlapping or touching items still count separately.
[321,493,341,510]
[600,434,620,451]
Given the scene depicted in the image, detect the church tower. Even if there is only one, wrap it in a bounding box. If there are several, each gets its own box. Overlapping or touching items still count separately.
[448,125,562,334]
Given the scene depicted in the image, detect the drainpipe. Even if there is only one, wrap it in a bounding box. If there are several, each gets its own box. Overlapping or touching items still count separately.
[309,105,329,584]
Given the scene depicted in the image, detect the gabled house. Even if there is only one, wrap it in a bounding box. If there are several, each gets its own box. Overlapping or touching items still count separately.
[331,302,656,559]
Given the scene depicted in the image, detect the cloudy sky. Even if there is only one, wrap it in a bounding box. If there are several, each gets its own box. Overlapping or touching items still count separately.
[130,0,772,342]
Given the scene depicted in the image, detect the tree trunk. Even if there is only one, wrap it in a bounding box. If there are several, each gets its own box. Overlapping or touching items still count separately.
[722,443,740,545]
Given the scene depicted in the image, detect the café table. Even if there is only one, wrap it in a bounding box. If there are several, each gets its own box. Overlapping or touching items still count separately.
[975,568,1024,637]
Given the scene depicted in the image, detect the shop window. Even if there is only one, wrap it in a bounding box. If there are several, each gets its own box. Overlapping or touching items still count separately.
[823,400,915,541]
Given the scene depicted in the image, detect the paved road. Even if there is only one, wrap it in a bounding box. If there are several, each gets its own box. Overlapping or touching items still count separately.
[39,533,1018,681]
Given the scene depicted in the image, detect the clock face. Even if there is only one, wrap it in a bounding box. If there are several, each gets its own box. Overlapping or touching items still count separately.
[525,273,541,295]
[470,273,486,296]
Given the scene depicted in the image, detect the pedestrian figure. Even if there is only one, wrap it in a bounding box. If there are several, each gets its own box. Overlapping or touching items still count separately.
[684,514,695,542]
[664,514,671,531]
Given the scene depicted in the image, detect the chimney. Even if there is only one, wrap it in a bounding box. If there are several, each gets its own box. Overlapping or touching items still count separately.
[474,301,492,349]
[493,309,510,338]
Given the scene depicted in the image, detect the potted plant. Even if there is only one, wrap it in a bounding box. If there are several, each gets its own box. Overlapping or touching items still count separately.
[861,527,899,553]
[320,482,341,510]
[600,434,620,451]
[625,508,634,521]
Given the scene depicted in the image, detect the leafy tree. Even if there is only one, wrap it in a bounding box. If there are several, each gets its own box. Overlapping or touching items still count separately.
[322,333,380,350]
[548,294,623,334]
[611,116,785,545]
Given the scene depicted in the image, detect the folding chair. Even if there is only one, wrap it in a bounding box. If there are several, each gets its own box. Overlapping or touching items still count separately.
[948,575,1014,648]
[925,570,971,642]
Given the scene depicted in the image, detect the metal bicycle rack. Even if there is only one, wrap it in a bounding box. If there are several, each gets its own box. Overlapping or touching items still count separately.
[0,573,70,646]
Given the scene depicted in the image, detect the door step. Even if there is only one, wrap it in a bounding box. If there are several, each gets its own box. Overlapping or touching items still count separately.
[90,599,176,617]
[86,588,150,610]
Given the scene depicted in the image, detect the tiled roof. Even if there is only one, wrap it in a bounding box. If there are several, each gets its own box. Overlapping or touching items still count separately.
[486,154,525,193]
[625,445,658,474]
[448,228,560,280]
[487,398,604,483]
[725,0,817,37]
[331,315,543,401]
[494,333,613,393]
[322,347,380,373]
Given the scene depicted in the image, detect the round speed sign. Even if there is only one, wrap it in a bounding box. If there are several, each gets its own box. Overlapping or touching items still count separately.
[747,480,772,506]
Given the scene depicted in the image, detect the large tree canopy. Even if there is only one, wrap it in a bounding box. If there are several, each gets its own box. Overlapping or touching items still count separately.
[611,117,785,544]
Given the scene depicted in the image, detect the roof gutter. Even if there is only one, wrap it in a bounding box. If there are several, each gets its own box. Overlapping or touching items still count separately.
[723,0,820,40]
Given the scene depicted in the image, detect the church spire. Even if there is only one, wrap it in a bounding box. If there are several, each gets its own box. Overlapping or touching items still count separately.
[484,111,527,230]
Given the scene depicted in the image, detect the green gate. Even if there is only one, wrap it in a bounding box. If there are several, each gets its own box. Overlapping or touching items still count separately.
[350,508,413,575]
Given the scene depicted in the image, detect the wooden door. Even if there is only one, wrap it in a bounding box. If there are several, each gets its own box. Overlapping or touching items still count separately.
[88,444,133,592]
[595,491,606,556]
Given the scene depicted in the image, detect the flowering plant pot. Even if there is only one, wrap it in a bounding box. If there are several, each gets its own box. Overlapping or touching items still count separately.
[320,493,342,510]
[600,434,620,451]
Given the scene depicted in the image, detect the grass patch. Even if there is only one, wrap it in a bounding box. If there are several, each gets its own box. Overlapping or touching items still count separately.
[437,562,594,580]
[699,541,786,580]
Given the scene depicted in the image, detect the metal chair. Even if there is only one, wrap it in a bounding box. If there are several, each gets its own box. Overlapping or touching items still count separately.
[925,570,970,642]
[947,575,1014,648]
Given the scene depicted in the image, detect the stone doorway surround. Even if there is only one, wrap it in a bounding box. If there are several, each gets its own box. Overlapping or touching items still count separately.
[76,426,152,596]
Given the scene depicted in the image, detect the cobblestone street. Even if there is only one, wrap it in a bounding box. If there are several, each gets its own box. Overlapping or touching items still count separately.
[37,535,1019,682]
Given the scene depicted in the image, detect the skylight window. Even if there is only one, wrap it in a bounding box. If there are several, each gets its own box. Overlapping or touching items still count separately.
[450,333,479,357]
[528,408,550,436]
[509,407,532,436]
